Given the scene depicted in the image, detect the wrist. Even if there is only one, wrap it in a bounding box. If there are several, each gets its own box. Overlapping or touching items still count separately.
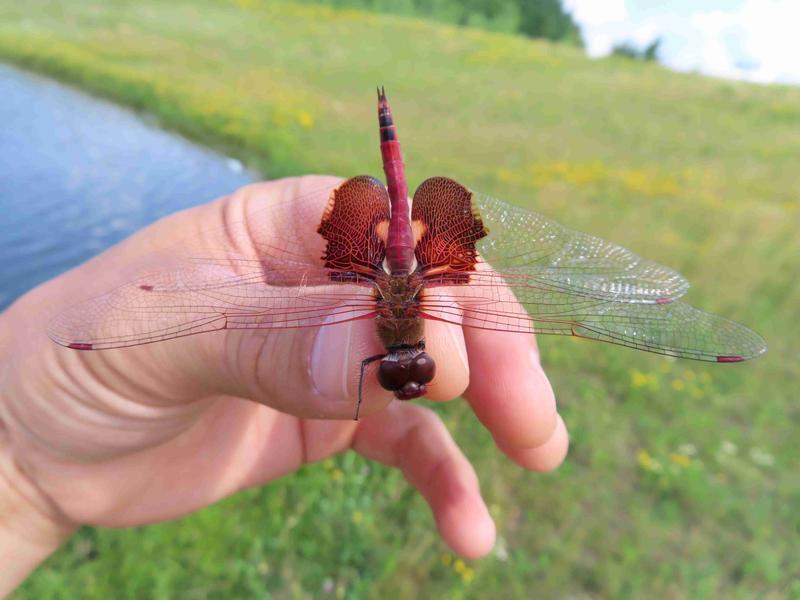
[0,435,76,596]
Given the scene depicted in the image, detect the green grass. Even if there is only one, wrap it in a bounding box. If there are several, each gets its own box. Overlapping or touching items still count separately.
[2,1,799,597]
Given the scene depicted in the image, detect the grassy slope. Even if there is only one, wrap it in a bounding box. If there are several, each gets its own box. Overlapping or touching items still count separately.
[1,1,798,598]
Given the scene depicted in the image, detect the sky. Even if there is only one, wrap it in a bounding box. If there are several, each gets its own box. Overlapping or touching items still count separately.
[563,0,800,85]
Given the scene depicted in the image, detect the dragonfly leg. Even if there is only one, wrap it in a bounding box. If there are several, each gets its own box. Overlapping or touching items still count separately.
[356,353,387,421]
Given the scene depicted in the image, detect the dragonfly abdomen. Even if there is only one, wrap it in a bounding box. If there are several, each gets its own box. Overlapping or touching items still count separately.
[378,87,415,276]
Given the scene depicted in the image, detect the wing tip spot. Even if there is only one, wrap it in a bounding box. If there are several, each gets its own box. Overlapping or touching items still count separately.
[67,342,94,350]
[139,284,154,292]
[716,355,744,363]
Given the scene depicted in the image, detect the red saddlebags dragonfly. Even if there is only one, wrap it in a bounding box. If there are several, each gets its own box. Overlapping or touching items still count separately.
[49,88,766,418]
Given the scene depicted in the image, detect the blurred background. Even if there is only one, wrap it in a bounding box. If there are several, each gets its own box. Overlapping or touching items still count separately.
[1,1,797,597]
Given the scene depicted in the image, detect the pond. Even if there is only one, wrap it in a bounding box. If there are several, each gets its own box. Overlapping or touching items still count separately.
[0,63,256,310]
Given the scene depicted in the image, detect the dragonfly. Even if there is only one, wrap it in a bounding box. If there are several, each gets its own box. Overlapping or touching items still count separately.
[49,88,767,418]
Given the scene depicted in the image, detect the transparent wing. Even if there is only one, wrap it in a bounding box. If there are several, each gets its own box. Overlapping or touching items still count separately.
[412,184,764,362]
[48,180,382,350]
[466,192,690,303]
[48,261,378,350]
[420,276,766,362]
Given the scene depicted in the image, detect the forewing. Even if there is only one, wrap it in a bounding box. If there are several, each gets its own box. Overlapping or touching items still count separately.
[49,181,380,350]
[318,175,390,280]
[461,189,690,303]
[411,177,488,283]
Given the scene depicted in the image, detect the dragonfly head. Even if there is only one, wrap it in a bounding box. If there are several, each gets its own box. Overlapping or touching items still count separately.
[377,348,435,400]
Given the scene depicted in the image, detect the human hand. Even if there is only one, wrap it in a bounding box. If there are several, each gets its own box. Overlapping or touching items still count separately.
[0,176,568,592]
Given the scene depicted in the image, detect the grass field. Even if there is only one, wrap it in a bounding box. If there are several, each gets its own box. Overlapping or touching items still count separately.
[1,1,798,598]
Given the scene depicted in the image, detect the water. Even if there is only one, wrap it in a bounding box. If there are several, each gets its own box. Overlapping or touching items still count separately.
[0,63,256,310]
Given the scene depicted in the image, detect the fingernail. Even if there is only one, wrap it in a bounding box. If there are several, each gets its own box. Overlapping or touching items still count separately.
[444,322,470,379]
[310,319,354,404]
[529,345,541,368]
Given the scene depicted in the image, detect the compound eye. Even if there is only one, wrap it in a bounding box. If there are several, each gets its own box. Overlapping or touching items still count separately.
[377,360,410,391]
[410,352,435,384]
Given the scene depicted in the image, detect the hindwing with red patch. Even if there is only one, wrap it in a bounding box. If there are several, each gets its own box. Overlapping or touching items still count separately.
[318,176,390,281]
[411,176,488,283]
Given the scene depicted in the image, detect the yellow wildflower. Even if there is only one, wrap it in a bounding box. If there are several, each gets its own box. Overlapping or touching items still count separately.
[296,111,314,129]
[631,369,659,390]
[352,511,364,525]
[621,169,680,197]
[630,369,649,388]
[690,386,704,399]
[331,468,344,482]
[672,379,686,391]
[462,567,475,584]
[494,167,517,183]
[637,449,661,472]
[453,559,466,574]
[669,453,691,467]
[235,0,259,9]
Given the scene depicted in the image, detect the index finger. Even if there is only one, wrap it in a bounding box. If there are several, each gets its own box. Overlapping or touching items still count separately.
[421,265,567,467]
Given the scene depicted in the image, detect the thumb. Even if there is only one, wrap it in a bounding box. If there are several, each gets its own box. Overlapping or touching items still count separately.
[190,310,395,420]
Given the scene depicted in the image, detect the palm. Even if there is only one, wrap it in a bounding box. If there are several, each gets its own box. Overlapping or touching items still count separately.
[26,390,352,527]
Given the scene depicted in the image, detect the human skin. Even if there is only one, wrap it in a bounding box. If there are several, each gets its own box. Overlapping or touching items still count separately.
[0,176,568,595]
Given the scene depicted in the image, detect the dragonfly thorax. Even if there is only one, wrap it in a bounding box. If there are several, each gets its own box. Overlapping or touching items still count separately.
[374,274,424,348]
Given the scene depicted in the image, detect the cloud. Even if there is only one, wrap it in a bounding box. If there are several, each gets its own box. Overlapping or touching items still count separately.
[731,0,800,83]
[565,0,800,85]
[563,0,627,26]
[562,0,629,56]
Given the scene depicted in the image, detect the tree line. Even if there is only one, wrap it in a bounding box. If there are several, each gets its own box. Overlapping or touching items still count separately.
[294,0,584,46]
